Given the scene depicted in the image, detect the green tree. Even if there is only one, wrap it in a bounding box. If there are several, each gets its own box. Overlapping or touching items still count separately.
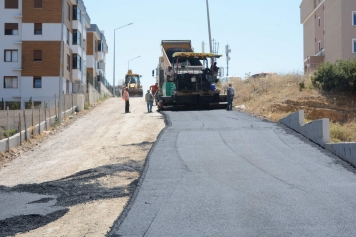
[312,62,337,91]
[311,59,356,93]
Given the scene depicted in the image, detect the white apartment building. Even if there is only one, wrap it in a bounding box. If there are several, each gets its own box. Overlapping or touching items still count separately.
[0,0,91,109]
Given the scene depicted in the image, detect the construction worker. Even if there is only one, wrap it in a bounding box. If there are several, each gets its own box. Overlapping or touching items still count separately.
[150,83,159,95]
[145,90,154,113]
[150,83,159,105]
[123,88,130,113]
[227,83,234,111]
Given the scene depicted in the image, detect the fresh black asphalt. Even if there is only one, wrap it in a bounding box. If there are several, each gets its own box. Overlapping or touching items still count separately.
[109,109,356,237]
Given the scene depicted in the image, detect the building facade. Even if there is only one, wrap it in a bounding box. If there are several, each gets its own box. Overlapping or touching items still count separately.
[300,0,356,72]
[1,0,108,110]
[86,24,108,92]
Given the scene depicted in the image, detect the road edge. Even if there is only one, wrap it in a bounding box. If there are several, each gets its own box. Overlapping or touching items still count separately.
[107,111,172,236]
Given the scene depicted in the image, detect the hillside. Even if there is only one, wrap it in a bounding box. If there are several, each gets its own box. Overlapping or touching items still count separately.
[222,74,356,143]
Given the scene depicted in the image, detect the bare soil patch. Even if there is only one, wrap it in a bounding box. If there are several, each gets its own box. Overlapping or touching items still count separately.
[0,97,165,236]
[223,74,356,142]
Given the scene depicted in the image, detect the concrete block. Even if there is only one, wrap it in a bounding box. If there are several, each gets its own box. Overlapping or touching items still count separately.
[77,94,85,112]
[279,110,304,133]
[0,138,7,153]
[300,118,330,147]
[325,143,356,167]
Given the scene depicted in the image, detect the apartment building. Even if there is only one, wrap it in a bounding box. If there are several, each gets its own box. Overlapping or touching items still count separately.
[300,0,356,73]
[87,24,108,91]
[0,0,92,109]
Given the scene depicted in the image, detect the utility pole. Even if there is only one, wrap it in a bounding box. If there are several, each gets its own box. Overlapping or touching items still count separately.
[58,0,65,124]
[225,44,231,76]
[206,0,213,55]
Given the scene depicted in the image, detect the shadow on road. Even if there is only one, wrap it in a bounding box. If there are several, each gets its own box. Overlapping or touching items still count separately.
[0,160,141,236]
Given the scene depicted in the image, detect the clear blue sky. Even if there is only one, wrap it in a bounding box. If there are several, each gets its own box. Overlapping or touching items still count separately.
[84,0,303,88]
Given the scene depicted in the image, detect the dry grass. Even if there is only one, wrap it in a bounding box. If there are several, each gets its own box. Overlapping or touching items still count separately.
[223,73,317,121]
[220,73,356,142]
[330,121,356,143]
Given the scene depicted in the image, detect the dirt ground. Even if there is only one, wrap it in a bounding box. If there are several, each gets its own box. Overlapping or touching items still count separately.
[0,97,165,236]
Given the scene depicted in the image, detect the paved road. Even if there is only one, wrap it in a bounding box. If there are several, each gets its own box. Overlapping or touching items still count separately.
[109,109,356,237]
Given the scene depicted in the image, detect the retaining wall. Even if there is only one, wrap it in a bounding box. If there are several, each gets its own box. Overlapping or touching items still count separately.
[85,83,112,106]
[280,110,356,167]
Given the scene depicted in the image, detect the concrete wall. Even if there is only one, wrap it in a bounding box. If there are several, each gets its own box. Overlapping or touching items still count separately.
[341,0,356,60]
[85,84,101,105]
[84,82,112,105]
[280,110,356,167]
[325,0,343,63]
[100,82,112,96]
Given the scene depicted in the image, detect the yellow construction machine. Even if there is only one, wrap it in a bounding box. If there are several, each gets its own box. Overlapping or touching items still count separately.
[123,70,143,97]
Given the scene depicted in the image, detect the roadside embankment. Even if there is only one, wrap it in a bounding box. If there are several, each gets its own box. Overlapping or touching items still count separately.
[280,110,356,167]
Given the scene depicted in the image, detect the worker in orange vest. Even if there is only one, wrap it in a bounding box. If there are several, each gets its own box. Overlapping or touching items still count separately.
[122,88,130,113]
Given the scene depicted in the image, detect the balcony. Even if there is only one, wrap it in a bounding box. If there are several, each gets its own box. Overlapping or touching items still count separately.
[71,44,83,55]
[72,69,82,82]
[72,20,83,32]
[97,51,104,61]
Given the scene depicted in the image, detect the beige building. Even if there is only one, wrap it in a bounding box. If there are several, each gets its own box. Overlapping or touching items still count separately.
[300,0,356,72]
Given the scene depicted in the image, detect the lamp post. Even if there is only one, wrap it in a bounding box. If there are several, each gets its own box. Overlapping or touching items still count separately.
[128,56,140,70]
[58,0,65,124]
[206,0,213,67]
[113,23,133,97]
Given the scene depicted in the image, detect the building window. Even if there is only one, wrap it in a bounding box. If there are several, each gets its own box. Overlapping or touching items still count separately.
[4,76,18,88]
[318,17,321,26]
[34,23,42,35]
[66,28,69,44]
[353,12,356,26]
[34,0,42,8]
[67,3,70,21]
[353,39,356,53]
[98,41,103,52]
[73,5,81,21]
[33,77,42,88]
[67,54,70,71]
[72,54,82,70]
[34,50,42,62]
[318,41,321,50]
[4,23,18,35]
[5,0,18,9]
[4,50,18,62]
[72,29,81,46]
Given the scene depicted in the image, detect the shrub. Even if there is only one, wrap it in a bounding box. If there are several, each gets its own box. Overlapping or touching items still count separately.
[1,126,17,138]
[312,59,356,93]
[12,102,19,110]
[299,81,305,91]
[84,102,90,110]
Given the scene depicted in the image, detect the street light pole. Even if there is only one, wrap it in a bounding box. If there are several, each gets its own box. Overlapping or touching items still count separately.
[58,0,65,124]
[128,56,141,70]
[206,0,213,54]
[113,23,133,97]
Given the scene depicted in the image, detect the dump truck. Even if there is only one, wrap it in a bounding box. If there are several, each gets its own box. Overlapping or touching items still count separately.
[123,70,143,97]
[155,40,227,109]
